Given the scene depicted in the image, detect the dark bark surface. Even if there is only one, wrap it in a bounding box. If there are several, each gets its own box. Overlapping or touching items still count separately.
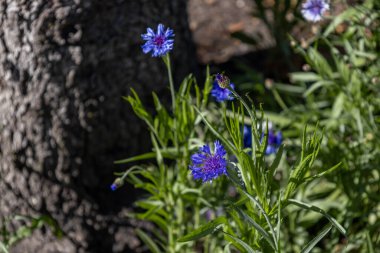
[0,0,197,252]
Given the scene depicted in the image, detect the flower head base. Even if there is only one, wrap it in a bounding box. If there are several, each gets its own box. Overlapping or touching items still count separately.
[215,73,231,88]
[211,81,235,102]
[141,24,175,57]
[301,0,329,22]
[190,140,228,183]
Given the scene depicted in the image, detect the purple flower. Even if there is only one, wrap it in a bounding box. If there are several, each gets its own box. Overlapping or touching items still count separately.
[190,141,228,183]
[301,0,329,22]
[211,82,235,102]
[244,124,282,155]
[243,125,252,148]
[110,183,117,191]
[141,24,175,57]
[264,130,283,155]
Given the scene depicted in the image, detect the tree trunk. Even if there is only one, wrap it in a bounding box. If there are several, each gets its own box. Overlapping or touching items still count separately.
[0,0,197,252]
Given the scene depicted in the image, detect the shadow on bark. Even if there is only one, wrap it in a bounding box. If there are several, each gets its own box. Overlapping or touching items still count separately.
[0,0,197,252]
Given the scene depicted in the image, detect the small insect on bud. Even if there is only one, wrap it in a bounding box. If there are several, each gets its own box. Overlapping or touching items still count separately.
[215,73,231,89]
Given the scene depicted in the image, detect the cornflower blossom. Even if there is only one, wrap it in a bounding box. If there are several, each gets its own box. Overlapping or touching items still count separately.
[243,125,252,149]
[301,0,329,22]
[189,141,228,183]
[243,124,282,155]
[265,130,282,155]
[141,24,174,57]
[110,183,117,191]
[211,81,235,102]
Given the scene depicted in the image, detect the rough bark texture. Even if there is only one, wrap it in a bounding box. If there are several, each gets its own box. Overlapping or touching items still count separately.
[0,0,197,252]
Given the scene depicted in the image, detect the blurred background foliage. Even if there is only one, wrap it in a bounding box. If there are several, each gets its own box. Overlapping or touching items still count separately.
[229,0,380,251]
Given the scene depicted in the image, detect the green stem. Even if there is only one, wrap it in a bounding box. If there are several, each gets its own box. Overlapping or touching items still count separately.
[163,54,179,149]
[271,87,288,111]
[163,54,176,112]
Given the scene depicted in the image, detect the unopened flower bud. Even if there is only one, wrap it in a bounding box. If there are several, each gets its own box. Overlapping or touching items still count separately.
[302,64,311,71]
[215,73,230,89]
[110,178,123,191]
[265,78,274,89]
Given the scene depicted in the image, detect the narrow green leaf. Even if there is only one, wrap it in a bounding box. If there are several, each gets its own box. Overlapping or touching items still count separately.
[223,232,258,253]
[301,125,307,161]
[136,229,162,253]
[150,133,163,166]
[192,105,236,155]
[301,225,332,253]
[323,8,357,37]
[304,162,342,182]
[201,66,212,108]
[269,145,284,178]
[290,72,320,83]
[331,93,345,119]
[177,217,227,242]
[0,242,8,253]
[276,193,281,249]
[353,109,364,139]
[307,48,333,78]
[366,231,374,253]
[284,154,312,199]
[114,153,157,164]
[233,208,276,250]
[239,190,278,250]
[288,199,346,236]
[223,243,232,253]
[303,80,335,97]
[146,214,168,234]
[36,215,62,238]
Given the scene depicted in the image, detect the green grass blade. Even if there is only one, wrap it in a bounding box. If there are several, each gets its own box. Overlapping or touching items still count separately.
[301,225,332,253]
[288,199,346,236]
[223,232,258,253]
[233,207,276,250]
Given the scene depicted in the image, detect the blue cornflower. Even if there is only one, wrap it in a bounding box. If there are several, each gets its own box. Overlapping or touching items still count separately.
[301,0,329,22]
[265,130,282,155]
[141,24,175,57]
[243,124,283,155]
[190,141,228,183]
[243,125,252,148]
[211,81,235,102]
